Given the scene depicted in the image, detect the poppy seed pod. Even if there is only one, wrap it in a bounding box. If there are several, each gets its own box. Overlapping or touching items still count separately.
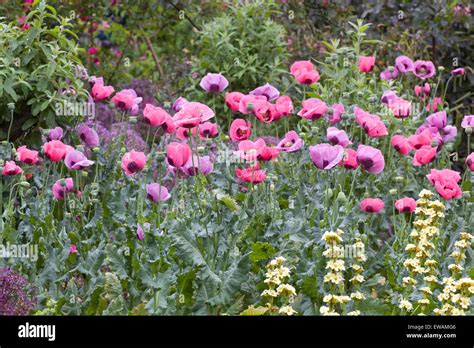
[129,116,137,124]
[7,102,15,111]
[465,126,472,135]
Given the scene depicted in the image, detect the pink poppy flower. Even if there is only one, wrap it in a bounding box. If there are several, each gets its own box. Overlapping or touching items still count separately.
[69,244,78,254]
[326,103,345,125]
[461,115,474,128]
[309,144,344,170]
[173,102,214,128]
[182,155,213,176]
[235,139,266,162]
[238,95,266,114]
[199,73,229,93]
[414,83,430,100]
[298,98,328,120]
[380,68,398,81]
[172,97,189,112]
[121,150,147,176]
[360,198,385,213]
[43,140,68,162]
[340,148,359,169]
[426,111,447,129]
[408,129,433,149]
[395,197,417,213]
[229,119,251,141]
[358,56,375,73]
[225,92,245,112]
[466,153,474,171]
[52,178,74,200]
[199,122,219,139]
[258,146,279,162]
[250,83,279,101]
[391,135,412,155]
[274,96,293,119]
[381,91,398,105]
[175,127,197,140]
[161,116,177,134]
[389,98,411,119]
[426,97,443,112]
[143,104,170,127]
[276,131,303,152]
[327,127,352,147]
[426,169,462,200]
[91,79,114,101]
[413,146,437,166]
[355,108,387,137]
[16,146,39,165]
[253,99,274,123]
[395,56,414,73]
[65,150,95,170]
[88,47,98,55]
[111,89,142,115]
[413,60,436,80]
[235,162,266,184]
[450,67,464,76]
[76,124,99,148]
[1,161,22,176]
[146,183,171,202]
[290,60,320,85]
[166,142,191,168]
[356,145,385,174]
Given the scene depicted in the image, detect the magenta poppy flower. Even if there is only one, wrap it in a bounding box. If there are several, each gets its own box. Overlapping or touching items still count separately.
[182,155,213,176]
[298,98,328,120]
[65,150,95,170]
[146,183,171,202]
[290,60,320,85]
[238,94,266,114]
[166,142,191,168]
[356,145,385,174]
[69,244,78,254]
[88,47,98,55]
[199,73,229,93]
[360,198,384,213]
[274,96,293,119]
[391,135,412,155]
[414,83,430,100]
[451,67,465,76]
[173,102,214,128]
[426,169,462,200]
[199,122,219,139]
[340,148,359,170]
[395,197,417,213]
[358,56,375,73]
[326,127,352,147]
[253,99,274,123]
[381,91,398,105]
[409,129,433,149]
[235,162,266,184]
[16,146,39,165]
[91,78,114,101]
[175,126,197,140]
[413,60,436,80]
[276,131,303,153]
[309,144,344,170]
[466,153,474,171]
[111,89,143,115]
[121,150,147,176]
[52,178,74,200]
[143,104,170,127]
[426,111,447,129]
[1,161,22,176]
[380,68,399,81]
[46,127,63,141]
[395,56,414,73]
[225,92,245,112]
[76,124,99,148]
[461,115,474,129]
[43,140,69,162]
[235,139,266,162]
[229,119,251,141]
[326,103,344,125]
[258,146,279,162]
[389,98,411,119]
[413,146,437,166]
[161,116,177,134]
[172,97,189,112]
[250,83,280,101]
[355,108,387,137]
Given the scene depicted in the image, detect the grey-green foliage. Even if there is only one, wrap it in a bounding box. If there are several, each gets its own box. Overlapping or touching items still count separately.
[0,0,87,140]
[194,0,289,91]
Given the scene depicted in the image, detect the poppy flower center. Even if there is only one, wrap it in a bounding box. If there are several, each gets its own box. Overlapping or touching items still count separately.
[80,133,87,141]
[360,158,374,169]
[304,79,313,84]
[127,161,139,173]
[403,206,411,212]
[322,159,329,168]
[209,84,220,92]
[118,101,126,108]
[24,158,33,164]
[366,206,374,212]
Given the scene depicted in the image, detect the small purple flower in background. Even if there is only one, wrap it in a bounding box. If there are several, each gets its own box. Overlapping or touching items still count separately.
[395,56,414,74]
[69,244,78,254]
[76,124,99,147]
[276,131,303,152]
[250,83,280,101]
[52,178,75,200]
[413,60,436,80]
[46,127,63,141]
[380,68,398,81]
[65,150,95,170]
[461,115,474,128]
[182,155,213,176]
[326,127,352,147]
[309,143,344,170]
[172,97,189,112]
[450,67,465,76]
[136,223,150,241]
[146,183,171,202]
[199,73,229,93]
[0,268,36,315]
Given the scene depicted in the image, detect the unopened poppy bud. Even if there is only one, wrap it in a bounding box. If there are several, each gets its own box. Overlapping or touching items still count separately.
[120,147,126,153]
[389,189,397,195]
[361,234,368,243]
[357,91,364,97]
[0,159,3,165]
[270,183,275,191]
[337,191,347,203]
[368,95,377,103]
[81,170,88,177]
[462,191,471,199]
[1,140,8,146]
[325,188,333,200]
[342,113,350,120]
[25,189,34,197]
[205,139,213,146]
[223,135,230,141]
[65,212,72,218]
[388,66,395,72]
[156,152,166,161]
[108,102,115,109]
[438,66,445,72]
[11,147,16,156]
[163,102,171,109]
[342,92,350,99]
[7,102,15,111]
[197,146,205,154]
[76,145,84,152]
[465,126,473,135]
[20,181,30,188]
[93,147,100,153]
[311,126,318,134]
[129,116,137,124]
[395,176,404,183]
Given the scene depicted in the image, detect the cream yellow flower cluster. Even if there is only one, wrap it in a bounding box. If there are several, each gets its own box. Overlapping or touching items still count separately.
[434,232,473,316]
[399,190,445,313]
[260,256,297,316]
[320,229,366,316]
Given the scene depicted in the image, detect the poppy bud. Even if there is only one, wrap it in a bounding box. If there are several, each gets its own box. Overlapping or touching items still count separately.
[81,170,88,177]
[462,191,471,199]
[65,212,72,218]
[93,147,100,153]
[430,140,438,147]
[361,234,367,243]
[7,103,15,111]
[156,152,166,161]
[20,181,30,188]
[163,102,171,109]
[311,126,318,135]
[325,188,333,200]
[389,189,397,195]
[368,95,377,103]
[25,189,34,197]
[246,103,254,112]
[108,102,115,109]
[395,176,404,183]
[197,146,205,154]
[438,66,445,72]
[388,66,395,72]
[337,191,347,203]
[129,116,137,124]
[465,126,473,135]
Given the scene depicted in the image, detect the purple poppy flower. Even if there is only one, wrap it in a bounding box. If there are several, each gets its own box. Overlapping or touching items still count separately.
[47,127,63,141]
[76,124,99,147]
[146,183,171,202]
[395,56,414,73]
[426,111,447,129]
[249,83,280,101]
[356,145,385,174]
[276,131,303,152]
[52,178,74,200]
[172,97,189,112]
[199,73,229,93]
[136,222,150,241]
[64,150,95,170]
[461,115,474,128]
[380,68,399,81]
[381,91,397,105]
[451,68,465,76]
[326,127,352,147]
[413,60,436,80]
[181,155,213,176]
[309,143,344,170]
[440,126,457,143]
